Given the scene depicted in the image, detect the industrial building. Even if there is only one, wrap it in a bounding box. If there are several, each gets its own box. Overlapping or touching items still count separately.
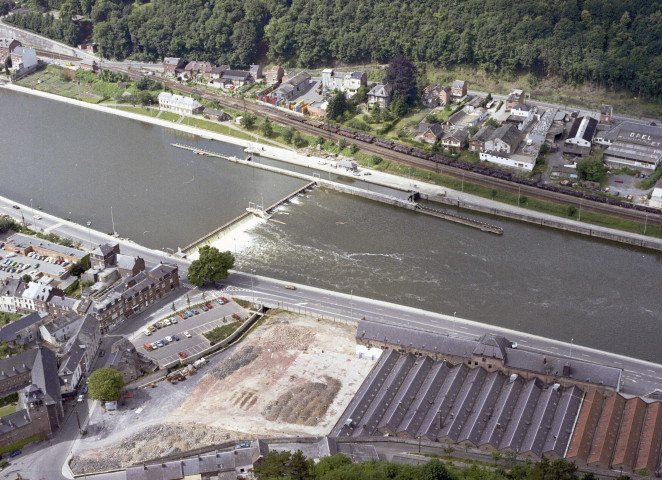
[594,122,662,171]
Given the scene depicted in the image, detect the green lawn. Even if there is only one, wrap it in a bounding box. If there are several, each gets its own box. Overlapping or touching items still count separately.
[181,117,255,141]
[115,106,160,117]
[159,111,181,122]
[0,404,15,418]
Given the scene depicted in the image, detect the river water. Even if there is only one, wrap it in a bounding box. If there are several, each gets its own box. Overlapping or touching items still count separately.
[1,88,661,361]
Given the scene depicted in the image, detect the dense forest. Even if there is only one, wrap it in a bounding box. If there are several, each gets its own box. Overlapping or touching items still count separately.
[4,0,662,97]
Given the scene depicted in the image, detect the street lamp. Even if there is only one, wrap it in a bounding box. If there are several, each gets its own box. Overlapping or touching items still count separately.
[350,290,353,321]
[86,221,92,250]
[250,269,256,306]
[453,311,456,337]
[30,198,35,230]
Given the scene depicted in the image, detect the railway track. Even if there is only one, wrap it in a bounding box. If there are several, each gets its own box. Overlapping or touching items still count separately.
[33,48,80,62]
[104,66,661,227]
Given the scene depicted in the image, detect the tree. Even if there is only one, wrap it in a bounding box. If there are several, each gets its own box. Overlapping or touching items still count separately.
[315,454,351,478]
[137,90,152,106]
[187,246,235,287]
[3,56,11,75]
[288,450,313,480]
[384,55,418,105]
[87,368,124,401]
[421,459,453,480]
[577,153,605,182]
[282,127,294,144]
[21,274,32,283]
[259,117,273,138]
[69,254,90,277]
[254,451,291,480]
[0,217,14,234]
[292,131,307,148]
[327,91,349,121]
[337,138,346,150]
[349,143,358,154]
[240,112,257,129]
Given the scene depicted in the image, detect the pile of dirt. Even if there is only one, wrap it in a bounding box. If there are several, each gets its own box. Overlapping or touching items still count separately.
[257,321,316,352]
[70,423,248,474]
[262,376,342,426]
[210,345,261,381]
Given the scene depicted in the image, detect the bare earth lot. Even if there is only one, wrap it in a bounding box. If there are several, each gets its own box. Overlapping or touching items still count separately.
[71,311,371,473]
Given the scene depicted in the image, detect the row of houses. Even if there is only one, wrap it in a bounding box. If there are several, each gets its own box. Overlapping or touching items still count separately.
[422,80,468,107]
[163,57,277,87]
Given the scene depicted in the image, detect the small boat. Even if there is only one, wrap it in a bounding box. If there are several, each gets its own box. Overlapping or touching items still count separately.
[192,150,199,154]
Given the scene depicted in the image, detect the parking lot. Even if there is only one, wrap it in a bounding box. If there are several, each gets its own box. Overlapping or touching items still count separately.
[0,241,74,282]
[131,297,248,367]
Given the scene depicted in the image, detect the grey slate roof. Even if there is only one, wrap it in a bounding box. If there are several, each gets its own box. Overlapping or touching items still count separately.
[568,116,598,142]
[519,386,561,456]
[368,83,392,98]
[490,124,521,146]
[163,57,182,66]
[478,376,524,447]
[92,243,114,258]
[457,371,507,445]
[542,386,583,457]
[378,356,433,435]
[0,312,46,343]
[419,363,468,440]
[354,353,416,436]
[0,38,19,49]
[472,126,495,143]
[438,367,487,441]
[30,346,61,405]
[0,409,31,434]
[396,361,451,437]
[7,233,85,259]
[473,334,510,361]
[499,378,542,451]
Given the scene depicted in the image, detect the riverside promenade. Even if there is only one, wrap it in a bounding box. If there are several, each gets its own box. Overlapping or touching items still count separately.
[3,82,661,252]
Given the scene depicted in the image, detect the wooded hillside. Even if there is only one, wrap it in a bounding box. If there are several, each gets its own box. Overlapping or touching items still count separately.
[6,0,662,97]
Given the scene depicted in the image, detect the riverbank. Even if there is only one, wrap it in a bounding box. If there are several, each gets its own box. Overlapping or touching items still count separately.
[3,82,662,252]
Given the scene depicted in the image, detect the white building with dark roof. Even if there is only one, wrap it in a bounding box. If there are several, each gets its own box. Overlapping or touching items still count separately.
[321,69,367,97]
[157,92,203,116]
[564,116,598,156]
[271,71,311,102]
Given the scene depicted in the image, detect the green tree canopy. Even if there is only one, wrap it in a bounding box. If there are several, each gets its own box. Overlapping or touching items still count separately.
[87,368,124,401]
[187,246,235,287]
[326,91,349,122]
[384,55,418,105]
[577,152,606,182]
[240,112,258,129]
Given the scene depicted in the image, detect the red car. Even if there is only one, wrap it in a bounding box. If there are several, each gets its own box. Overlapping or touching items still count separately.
[178,352,188,359]
[205,302,213,309]
[221,297,229,304]
[178,312,187,319]
[232,313,241,320]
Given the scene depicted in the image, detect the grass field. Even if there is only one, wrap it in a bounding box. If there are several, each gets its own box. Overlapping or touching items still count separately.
[203,321,241,345]
[0,404,15,418]
[158,111,181,122]
[115,106,160,117]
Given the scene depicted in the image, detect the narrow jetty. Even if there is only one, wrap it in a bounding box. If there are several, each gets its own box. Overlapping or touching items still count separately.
[415,204,503,235]
[171,143,240,160]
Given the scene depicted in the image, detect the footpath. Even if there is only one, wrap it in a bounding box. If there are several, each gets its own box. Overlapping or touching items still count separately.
[3,82,662,251]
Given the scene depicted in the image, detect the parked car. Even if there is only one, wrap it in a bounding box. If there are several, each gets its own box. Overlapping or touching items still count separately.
[172,334,180,341]
[12,205,19,209]
[150,342,158,350]
[153,323,162,329]
[143,343,152,351]
[9,449,21,457]
[232,313,241,320]
[221,297,229,304]
[161,338,169,345]
[77,394,84,403]
[143,329,152,336]
[200,305,208,312]
[184,331,192,338]
[82,384,88,394]
[192,309,199,315]
[185,310,193,317]
[163,318,171,326]
[285,285,296,290]
[205,302,213,309]
[166,336,173,343]
[178,312,187,319]
[147,325,157,332]
[171,317,178,324]
[178,352,188,359]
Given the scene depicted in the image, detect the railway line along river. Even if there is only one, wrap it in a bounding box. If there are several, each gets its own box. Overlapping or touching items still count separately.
[2,87,661,362]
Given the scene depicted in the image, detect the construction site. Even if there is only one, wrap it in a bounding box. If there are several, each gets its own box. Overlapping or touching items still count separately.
[70,311,372,473]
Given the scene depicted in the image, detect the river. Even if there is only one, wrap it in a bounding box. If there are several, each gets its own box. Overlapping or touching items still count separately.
[2,88,661,361]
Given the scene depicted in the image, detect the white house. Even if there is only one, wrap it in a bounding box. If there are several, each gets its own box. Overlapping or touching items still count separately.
[484,124,522,154]
[10,46,37,70]
[321,69,367,97]
[39,312,84,347]
[564,116,597,156]
[157,92,204,115]
[479,151,536,172]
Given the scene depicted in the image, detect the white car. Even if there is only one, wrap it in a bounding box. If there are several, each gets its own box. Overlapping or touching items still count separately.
[33,214,42,220]
[143,329,152,336]
[163,318,171,326]
[166,336,173,343]
[77,394,84,403]
[171,317,178,324]
[183,331,192,338]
